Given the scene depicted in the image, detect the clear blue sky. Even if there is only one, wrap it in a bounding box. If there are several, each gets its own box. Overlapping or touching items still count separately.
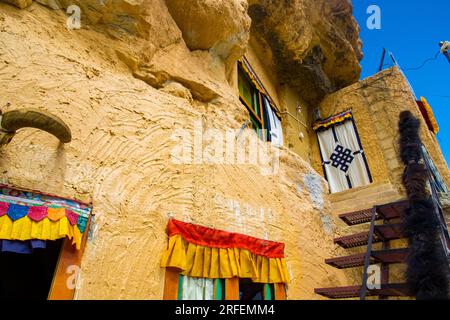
[352,0,449,166]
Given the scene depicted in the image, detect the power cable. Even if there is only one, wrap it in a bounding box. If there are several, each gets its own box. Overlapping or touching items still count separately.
[401,51,442,71]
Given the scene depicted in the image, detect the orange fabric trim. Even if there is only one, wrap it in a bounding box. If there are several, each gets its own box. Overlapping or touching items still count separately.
[48,208,66,221]
[417,97,439,134]
[313,110,353,131]
[166,219,285,259]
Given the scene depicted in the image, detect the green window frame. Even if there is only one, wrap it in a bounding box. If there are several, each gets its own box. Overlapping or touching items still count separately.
[238,65,266,140]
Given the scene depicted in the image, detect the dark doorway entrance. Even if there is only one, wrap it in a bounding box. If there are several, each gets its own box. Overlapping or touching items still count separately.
[238,279,261,300]
[0,239,63,300]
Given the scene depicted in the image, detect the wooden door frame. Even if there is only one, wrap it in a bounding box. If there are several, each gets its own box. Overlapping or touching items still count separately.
[48,217,91,300]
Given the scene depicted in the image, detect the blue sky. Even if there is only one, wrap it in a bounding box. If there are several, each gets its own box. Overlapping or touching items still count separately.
[352,0,449,165]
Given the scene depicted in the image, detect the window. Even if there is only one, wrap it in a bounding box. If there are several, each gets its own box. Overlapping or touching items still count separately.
[0,184,93,300]
[422,145,448,193]
[238,65,265,139]
[163,270,286,301]
[314,111,372,193]
[0,239,63,299]
[161,219,289,301]
[239,279,274,301]
[237,58,283,145]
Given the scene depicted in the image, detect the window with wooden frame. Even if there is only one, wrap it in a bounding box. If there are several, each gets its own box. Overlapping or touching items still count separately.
[238,65,265,138]
[237,58,284,146]
[48,216,91,300]
[313,111,373,194]
[0,184,92,300]
[163,269,287,301]
[161,219,289,301]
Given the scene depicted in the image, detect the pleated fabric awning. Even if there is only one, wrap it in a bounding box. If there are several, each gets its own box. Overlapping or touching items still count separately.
[313,110,353,131]
[0,184,92,250]
[160,219,290,284]
[416,96,439,135]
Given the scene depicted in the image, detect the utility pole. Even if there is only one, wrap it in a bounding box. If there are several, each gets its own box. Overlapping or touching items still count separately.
[439,41,450,63]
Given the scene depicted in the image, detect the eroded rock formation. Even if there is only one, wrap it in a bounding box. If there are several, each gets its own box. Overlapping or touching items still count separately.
[248,0,362,104]
[2,0,362,104]
[166,0,251,70]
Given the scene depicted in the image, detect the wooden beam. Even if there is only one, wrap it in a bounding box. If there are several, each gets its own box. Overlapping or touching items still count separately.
[163,268,181,300]
[225,277,240,300]
[48,218,91,300]
[274,283,287,300]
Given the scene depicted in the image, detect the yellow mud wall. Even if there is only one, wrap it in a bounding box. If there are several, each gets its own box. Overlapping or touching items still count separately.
[243,38,281,107]
[278,86,312,162]
[0,3,361,300]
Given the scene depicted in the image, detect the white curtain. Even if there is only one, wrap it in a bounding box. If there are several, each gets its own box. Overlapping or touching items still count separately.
[181,276,214,300]
[317,120,371,193]
[263,97,283,147]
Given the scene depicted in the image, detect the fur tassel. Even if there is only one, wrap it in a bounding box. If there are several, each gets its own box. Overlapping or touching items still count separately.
[399,111,449,300]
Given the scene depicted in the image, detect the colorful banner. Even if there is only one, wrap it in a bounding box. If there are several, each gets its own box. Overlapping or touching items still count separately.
[161,219,290,284]
[0,184,92,250]
[417,97,439,135]
[313,110,353,131]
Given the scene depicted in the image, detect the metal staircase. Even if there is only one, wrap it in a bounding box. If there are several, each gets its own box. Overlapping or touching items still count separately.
[315,200,414,299]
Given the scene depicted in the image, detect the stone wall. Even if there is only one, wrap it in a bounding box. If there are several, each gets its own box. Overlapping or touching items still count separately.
[311,67,450,199]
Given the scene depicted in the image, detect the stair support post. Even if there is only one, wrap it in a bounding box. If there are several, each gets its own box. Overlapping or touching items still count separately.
[379,218,390,300]
[360,206,378,300]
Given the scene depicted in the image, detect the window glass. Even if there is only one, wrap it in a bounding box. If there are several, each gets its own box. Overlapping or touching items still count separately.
[238,279,273,301]
[238,72,254,108]
[252,91,260,118]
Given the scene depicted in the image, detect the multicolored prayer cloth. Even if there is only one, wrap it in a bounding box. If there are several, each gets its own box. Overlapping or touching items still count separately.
[0,239,46,254]
[0,184,92,250]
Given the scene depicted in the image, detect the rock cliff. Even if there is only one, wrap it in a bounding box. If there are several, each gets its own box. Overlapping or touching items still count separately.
[0,0,362,299]
[248,0,362,104]
[2,0,362,103]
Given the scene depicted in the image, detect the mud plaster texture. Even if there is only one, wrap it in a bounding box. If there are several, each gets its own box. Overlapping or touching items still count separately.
[0,2,365,299]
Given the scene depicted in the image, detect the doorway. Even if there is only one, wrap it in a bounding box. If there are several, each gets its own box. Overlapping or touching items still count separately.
[0,239,64,300]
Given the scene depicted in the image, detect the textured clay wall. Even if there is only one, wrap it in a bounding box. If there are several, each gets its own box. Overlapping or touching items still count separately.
[0,3,360,299]
[311,67,450,196]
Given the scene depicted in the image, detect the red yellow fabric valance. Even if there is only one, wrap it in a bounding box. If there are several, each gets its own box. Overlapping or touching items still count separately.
[417,97,439,135]
[0,184,92,250]
[313,110,353,131]
[160,219,290,284]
